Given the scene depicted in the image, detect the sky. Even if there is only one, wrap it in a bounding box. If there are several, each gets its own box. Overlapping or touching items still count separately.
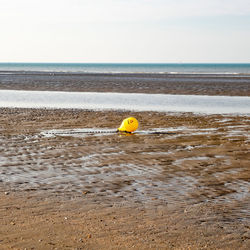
[0,0,250,63]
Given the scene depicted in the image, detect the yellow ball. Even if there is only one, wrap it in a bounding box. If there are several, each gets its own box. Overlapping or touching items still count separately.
[118,117,139,133]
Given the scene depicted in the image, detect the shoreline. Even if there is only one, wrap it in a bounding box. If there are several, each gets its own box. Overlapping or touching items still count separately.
[2,70,250,75]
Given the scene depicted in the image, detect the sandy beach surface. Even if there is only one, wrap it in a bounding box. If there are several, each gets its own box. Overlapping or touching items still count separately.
[0,108,249,250]
[0,72,250,96]
[0,72,250,249]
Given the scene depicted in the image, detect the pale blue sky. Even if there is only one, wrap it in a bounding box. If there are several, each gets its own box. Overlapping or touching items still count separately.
[1,0,250,63]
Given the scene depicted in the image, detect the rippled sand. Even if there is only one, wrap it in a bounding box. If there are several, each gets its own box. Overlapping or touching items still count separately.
[0,108,249,249]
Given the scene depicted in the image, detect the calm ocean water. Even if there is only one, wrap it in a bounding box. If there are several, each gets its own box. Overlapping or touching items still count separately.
[0,63,250,74]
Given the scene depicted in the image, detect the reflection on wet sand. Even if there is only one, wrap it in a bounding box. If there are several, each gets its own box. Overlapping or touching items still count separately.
[0,109,249,216]
[0,108,249,249]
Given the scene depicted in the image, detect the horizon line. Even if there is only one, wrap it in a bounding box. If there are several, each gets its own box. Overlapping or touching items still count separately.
[1,62,250,64]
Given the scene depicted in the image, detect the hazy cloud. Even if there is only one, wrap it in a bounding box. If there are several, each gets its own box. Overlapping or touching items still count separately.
[0,0,249,62]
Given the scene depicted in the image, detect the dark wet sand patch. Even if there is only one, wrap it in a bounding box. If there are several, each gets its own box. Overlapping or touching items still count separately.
[1,72,250,96]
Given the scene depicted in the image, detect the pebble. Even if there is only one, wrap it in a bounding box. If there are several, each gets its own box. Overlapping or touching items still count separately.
[82,191,90,195]
[4,192,9,195]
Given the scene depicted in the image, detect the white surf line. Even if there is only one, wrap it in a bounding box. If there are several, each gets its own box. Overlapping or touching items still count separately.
[0,89,250,114]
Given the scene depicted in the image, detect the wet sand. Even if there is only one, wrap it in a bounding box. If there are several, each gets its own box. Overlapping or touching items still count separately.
[0,108,249,249]
[1,72,250,96]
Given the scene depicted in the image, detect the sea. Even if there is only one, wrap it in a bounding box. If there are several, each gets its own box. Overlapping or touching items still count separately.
[0,63,250,74]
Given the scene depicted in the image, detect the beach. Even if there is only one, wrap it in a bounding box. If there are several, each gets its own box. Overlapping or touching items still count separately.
[0,72,250,249]
[1,72,250,96]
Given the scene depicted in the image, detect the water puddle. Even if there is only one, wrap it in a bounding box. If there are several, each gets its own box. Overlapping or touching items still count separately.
[1,90,250,114]
[41,128,180,138]
[41,128,117,138]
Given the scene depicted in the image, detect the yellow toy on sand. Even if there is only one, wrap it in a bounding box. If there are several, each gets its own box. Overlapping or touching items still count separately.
[117,117,139,133]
